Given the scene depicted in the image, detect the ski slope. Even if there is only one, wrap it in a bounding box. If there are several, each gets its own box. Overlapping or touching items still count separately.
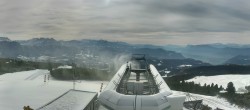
[186,75,250,92]
[0,69,107,110]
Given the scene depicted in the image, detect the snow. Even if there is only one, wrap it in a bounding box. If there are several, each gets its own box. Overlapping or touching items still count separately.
[165,71,170,74]
[37,56,56,61]
[37,56,50,61]
[0,69,49,80]
[173,91,242,110]
[178,65,192,68]
[57,65,72,69]
[17,55,31,61]
[1,69,247,110]
[0,70,107,110]
[162,75,168,78]
[39,90,97,110]
[186,75,250,92]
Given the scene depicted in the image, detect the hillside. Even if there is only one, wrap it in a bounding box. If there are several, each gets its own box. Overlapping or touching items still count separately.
[0,38,186,60]
[0,58,60,75]
[0,69,107,110]
[225,55,250,65]
[163,44,250,64]
[186,75,250,92]
[168,65,250,80]
[147,58,210,75]
[0,37,202,74]
[132,48,184,59]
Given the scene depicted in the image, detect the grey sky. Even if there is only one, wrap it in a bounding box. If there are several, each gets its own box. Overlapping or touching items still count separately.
[0,0,250,45]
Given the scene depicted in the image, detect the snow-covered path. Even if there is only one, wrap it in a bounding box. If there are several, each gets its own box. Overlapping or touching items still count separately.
[0,69,107,110]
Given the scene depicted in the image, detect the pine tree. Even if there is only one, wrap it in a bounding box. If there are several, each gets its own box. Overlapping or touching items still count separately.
[206,84,211,95]
[214,84,219,92]
[226,82,236,94]
[211,83,214,88]
[245,85,250,92]
[48,61,53,71]
[204,83,207,87]
[219,85,224,91]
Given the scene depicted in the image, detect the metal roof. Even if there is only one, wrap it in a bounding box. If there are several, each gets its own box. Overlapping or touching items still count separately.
[37,90,97,110]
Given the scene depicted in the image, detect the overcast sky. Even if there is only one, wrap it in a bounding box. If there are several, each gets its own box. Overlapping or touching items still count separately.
[0,0,250,45]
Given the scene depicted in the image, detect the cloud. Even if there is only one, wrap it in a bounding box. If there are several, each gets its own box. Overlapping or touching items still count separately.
[0,0,250,45]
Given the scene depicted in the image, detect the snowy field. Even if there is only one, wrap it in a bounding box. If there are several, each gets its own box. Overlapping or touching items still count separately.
[173,91,242,110]
[0,69,107,110]
[186,75,250,92]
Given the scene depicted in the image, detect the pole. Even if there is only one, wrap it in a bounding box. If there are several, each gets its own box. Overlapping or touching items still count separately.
[100,83,103,92]
[73,64,75,90]
[44,75,46,83]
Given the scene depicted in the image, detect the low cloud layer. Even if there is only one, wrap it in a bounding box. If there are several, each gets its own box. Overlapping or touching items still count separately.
[0,0,250,45]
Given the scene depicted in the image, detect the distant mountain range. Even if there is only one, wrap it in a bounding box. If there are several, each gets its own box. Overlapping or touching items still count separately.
[0,37,10,41]
[0,38,187,62]
[17,38,185,59]
[164,44,250,65]
[225,55,250,65]
[1,37,250,66]
[18,38,59,46]
[0,37,215,75]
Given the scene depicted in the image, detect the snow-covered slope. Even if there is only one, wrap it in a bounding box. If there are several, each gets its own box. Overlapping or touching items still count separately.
[0,70,107,110]
[173,91,241,110]
[186,75,250,92]
[0,69,246,110]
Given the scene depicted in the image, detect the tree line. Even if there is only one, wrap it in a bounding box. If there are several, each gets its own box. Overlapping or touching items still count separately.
[50,67,113,80]
[169,64,250,80]
[165,76,250,109]
[165,77,224,96]
[0,58,59,75]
